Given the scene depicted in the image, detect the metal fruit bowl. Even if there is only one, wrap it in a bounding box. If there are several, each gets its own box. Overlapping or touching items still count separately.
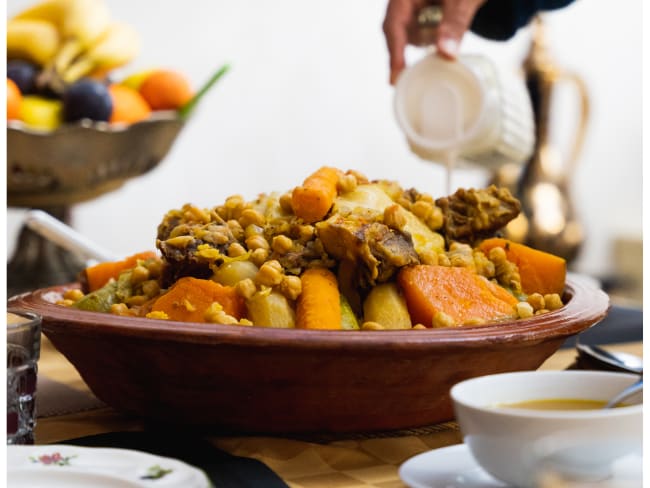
[7,112,184,208]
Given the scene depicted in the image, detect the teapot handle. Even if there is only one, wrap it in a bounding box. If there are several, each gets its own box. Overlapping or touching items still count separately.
[555,70,590,178]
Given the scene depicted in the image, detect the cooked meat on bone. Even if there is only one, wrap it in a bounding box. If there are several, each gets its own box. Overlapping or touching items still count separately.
[316,215,419,287]
[435,185,521,244]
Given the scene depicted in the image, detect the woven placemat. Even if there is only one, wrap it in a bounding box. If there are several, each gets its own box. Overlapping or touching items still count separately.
[289,420,459,443]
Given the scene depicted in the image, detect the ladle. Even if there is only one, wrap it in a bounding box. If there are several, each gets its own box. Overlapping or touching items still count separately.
[576,341,643,375]
[604,378,643,409]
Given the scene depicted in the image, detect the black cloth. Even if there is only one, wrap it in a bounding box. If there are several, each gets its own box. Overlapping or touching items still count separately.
[561,305,643,348]
[66,431,290,488]
[471,0,576,40]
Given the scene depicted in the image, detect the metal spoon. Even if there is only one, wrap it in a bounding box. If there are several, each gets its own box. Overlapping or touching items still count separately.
[576,341,643,375]
[604,378,643,409]
[24,209,118,263]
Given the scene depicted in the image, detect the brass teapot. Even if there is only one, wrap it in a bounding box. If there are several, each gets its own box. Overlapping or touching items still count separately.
[492,17,590,264]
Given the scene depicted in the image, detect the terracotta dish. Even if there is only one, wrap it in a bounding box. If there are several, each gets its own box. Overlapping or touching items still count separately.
[9,274,609,434]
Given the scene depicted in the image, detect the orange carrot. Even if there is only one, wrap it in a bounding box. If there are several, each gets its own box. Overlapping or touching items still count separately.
[478,238,566,296]
[83,251,158,292]
[291,166,341,223]
[150,276,246,323]
[397,265,518,327]
[296,267,342,329]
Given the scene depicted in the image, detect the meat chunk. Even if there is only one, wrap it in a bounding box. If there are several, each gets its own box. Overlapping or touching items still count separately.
[316,214,419,287]
[436,185,521,244]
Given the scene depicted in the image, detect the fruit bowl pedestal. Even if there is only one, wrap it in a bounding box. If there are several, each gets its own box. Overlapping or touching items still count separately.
[7,113,184,297]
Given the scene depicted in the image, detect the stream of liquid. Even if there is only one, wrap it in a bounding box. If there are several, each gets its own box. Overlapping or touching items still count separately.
[420,79,464,196]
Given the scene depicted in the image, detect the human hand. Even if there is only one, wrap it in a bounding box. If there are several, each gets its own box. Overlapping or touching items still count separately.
[383,0,486,84]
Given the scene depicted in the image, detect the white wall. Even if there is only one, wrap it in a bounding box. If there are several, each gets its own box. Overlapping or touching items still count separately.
[6,0,643,281]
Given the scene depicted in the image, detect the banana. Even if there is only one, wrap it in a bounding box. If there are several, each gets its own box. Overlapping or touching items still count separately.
[61,22,141,83]
[7,18,60,66]
[13,0,112,73]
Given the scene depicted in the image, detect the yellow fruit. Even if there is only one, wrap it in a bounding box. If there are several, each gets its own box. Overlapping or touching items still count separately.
[120,69,156,91]
[7,18,60,66]
[20,96,63,130]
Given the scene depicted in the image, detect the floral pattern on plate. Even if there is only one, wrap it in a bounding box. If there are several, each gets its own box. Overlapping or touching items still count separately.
[8,444,211,488]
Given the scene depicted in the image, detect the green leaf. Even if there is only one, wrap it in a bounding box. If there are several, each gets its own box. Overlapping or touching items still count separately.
[178,63,230,120]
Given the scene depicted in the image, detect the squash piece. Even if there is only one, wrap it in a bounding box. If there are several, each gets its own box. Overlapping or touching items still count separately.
[478,238,566,295]
[340,294,360,330]
[397,265,518,327]
[363,282,412,329]
[82,251,158,292]
[150,276,245,323]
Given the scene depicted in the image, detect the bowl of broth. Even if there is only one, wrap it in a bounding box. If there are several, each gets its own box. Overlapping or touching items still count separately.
[450,370,642,487]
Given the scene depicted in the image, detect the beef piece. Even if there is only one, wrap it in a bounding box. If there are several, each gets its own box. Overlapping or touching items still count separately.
[436,185,521,243]
[316,215,419,288]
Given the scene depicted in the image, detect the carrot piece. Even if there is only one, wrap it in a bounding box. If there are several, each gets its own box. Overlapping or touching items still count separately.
[83,251,158,292]
[291,166,341,223]
[296,267,342,329]
[150,276,246,323]
[478,238,566,295]
[397,265,518,327]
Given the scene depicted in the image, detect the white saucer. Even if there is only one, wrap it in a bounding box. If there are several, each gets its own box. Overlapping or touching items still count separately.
[399,444,643,488]
[8,444,211,488]
[399,444,508,488]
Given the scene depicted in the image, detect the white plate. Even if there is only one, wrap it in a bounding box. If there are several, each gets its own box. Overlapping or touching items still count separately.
[7,444,212,488]
[398,444,643,488]
[399,445,508,488]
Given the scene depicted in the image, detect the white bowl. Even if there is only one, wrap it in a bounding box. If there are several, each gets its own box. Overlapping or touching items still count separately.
[450,370,642,487]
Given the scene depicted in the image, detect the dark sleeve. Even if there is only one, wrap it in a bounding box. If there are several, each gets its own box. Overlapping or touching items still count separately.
[469,0,576,40]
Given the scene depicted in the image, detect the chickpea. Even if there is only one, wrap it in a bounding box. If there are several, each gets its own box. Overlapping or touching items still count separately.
[337,173,358,194]
[250,248,270,267]
[361,321,385,331]
[183,204,210,224]
[279,192,294,214]
[236,278,257,300]
[256,260,284,287]
[526,293,545,312]
[516,301,535,319]
[110,303,130,316]
[226,219,244,240]
[130,265,150,285]
[411,200,433,221]
[141,280,160,298]
[246,234,270,251]
[432,310,455,328]
[543,293,564,310]
[145,259,163,279]
[63,288,84,301]
[383,205,407,231]
[271,235,293,255]
[239,208,266,228]
[278,275,302,300]
[419,249,439,265]
[227,242,248,258]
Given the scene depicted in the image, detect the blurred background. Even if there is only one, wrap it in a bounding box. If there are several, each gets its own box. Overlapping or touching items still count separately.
[6,0,643,304]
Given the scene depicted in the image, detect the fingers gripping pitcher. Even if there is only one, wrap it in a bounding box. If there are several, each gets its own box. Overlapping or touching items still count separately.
[394,8,535,173]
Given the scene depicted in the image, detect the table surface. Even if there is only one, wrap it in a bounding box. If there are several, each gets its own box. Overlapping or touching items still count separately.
[32,337,643,488]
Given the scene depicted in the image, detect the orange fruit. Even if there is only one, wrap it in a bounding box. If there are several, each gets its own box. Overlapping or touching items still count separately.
[7,78,22,120]
[138,69,193,110]
[108,84,152,124]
